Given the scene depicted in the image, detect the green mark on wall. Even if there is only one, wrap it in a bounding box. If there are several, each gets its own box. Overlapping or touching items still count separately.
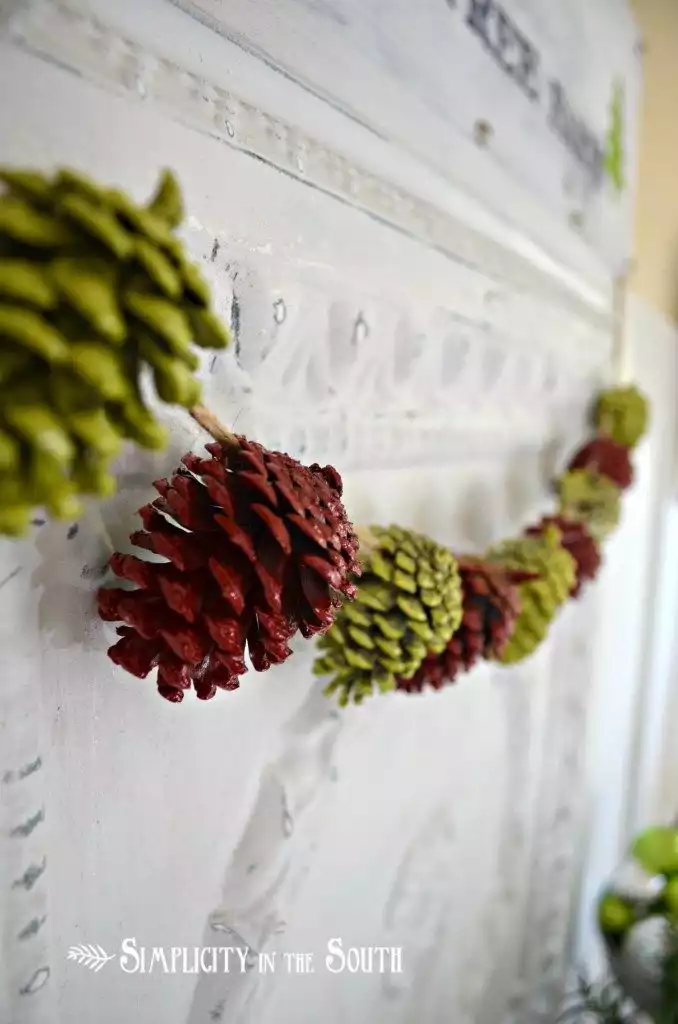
[605,80,625,194]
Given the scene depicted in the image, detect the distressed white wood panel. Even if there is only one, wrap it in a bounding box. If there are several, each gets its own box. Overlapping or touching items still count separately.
[0,5,619,1024]
[7,0,614,316]
[168,0,641,272]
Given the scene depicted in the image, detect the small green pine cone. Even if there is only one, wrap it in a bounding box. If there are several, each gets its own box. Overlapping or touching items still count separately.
[0,166,231,536]
[557,469,622,543]
[485,526,576,665]
[595,385,649,449]
[314,524,463,706]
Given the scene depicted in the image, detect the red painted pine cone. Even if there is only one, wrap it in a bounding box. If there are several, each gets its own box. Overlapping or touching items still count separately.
[397,558,521,694]
[525,515,601,598]
[567,437,634,490]
[98,438,360,702]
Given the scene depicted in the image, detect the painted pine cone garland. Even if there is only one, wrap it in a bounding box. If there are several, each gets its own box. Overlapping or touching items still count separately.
[557,469,621,542]
[314,525,463,706]
[98,438,360,702]
[0,166,230,536]
[485,526,576,664]
[396,558,521,693]
[567,436,634,490]
[595,385,649,449]
[525,515,602,598]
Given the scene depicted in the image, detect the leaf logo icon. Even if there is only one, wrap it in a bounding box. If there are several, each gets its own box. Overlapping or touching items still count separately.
[67,944,116,972]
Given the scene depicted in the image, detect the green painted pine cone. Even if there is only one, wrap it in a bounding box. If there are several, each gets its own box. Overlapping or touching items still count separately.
[0,166,231,536]
[557,469,622,542]
[485,525,576,664]
[595,385,649,449]
[314,524,463,706]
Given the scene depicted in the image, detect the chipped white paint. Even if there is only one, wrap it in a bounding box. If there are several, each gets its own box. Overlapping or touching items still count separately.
[2,3,672,1024]
[169,0,641,272]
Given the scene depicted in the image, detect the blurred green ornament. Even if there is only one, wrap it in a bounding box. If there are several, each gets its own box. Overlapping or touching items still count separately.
[663,878,678,917]
[314,524,463,706]
[599,892,636,935]
[597,827,678,1022]
[0,166,231,536]
[485,525,575,664]
[595,385,649,449]
[632,827,678,876]
[557,469,622,543]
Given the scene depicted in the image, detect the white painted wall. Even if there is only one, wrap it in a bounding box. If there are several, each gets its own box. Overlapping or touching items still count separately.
[2,3,676,1024]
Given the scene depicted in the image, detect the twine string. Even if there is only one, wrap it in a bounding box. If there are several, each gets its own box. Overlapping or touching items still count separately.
[611,266,631,386]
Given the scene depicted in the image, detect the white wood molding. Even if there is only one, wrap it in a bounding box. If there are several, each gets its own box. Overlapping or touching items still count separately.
[2,0,615,326]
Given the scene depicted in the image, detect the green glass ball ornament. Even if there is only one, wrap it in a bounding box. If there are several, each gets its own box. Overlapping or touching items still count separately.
[598,830,678,1021]
[632,826,678,876]
[599,892,636,935]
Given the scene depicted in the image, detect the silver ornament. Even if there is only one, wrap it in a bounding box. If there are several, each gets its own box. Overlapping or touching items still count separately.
[608,916,672,1018]
[608,856,666,907]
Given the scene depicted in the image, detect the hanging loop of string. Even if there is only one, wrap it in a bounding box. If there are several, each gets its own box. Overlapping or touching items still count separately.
[611,264,632,386]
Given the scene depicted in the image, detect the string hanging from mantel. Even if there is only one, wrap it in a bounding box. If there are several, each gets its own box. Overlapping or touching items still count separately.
[0,165,651,707]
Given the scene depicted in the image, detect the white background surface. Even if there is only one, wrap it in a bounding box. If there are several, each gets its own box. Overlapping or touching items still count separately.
[1,2,677,1023]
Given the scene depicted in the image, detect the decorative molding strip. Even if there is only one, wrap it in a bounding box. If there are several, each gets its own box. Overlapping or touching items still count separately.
[5,0,612,333]
[181,226,608,470]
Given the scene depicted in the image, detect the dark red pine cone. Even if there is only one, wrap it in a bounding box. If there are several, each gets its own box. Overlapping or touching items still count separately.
[397,558,521,694]
[525,515,601,598]
[567,436,634,490]
[98,438,360,703]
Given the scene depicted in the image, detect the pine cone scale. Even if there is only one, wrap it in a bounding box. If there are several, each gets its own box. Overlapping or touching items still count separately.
[284,512,329,549]
[203,609,247,652]
[127,602,176,640]
[252,559,285,615]
[206,556,250,616]
[299,553,343,589]
[157,572,204,623]
[159,625,211,664]
[202,476,237,519]
[213,514,258,560]
[108,633,162,678]
[236,469,279,505]
[252,503,292,552]
[110,552,154,589]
